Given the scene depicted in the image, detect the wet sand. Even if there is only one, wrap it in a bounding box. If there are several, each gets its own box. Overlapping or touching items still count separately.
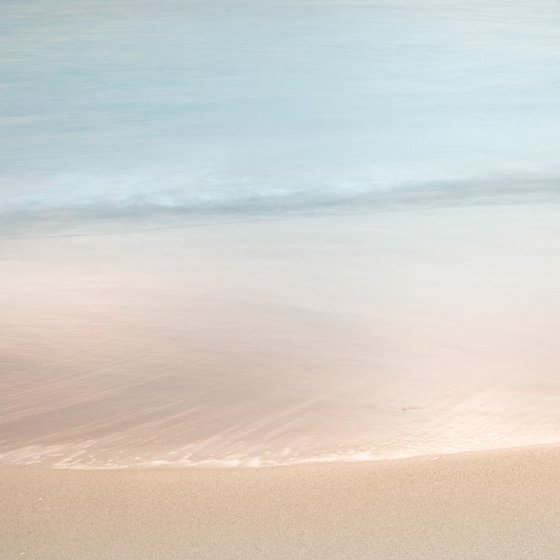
[3,208,560,468]
[2,445,560,559]
[2,209,560,558]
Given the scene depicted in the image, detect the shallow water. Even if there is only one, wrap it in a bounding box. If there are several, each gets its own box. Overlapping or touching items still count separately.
[2,1,560,467]
[2,206,560,468]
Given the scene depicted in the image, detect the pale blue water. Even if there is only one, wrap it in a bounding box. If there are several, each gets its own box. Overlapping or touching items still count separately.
[1,0,560,221]
[2,1,560,469]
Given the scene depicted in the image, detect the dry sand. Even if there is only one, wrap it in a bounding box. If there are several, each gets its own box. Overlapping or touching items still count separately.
[2,445,560,559]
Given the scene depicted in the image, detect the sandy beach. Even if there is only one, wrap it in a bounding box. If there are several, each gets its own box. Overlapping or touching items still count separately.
[2,445,560,559]
[3,0,560,558]
[2,210,560,558]
[2,210,559,559]
[3,208,560,469]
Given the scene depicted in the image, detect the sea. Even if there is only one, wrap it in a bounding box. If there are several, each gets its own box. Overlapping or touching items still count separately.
[1,0,560,468]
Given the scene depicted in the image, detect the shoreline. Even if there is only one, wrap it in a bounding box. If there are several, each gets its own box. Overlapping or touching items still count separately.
[2,440,559,472]
[3,207,560,472]
[3,444,560,559]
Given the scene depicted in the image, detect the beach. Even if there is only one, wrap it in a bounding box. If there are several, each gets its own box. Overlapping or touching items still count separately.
[2,208,560,558]
[2,445,560,559]
[2,208,560,468]
[3,0,560,557]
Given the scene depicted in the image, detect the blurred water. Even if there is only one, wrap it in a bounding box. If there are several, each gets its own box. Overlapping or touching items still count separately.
[2,1,560,468]
[2,207,560,468]
[1,0,560,220]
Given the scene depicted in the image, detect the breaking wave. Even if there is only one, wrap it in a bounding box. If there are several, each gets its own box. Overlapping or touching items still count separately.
[2,168,560,232]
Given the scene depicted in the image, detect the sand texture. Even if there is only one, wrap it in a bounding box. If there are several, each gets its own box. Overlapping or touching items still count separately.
[2,445,560,559]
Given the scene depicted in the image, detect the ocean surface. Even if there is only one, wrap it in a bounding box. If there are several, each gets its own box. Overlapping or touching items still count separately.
[1,0,560,468]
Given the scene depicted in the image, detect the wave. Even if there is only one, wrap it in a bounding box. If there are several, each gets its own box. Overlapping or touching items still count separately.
[3,169,560,222]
